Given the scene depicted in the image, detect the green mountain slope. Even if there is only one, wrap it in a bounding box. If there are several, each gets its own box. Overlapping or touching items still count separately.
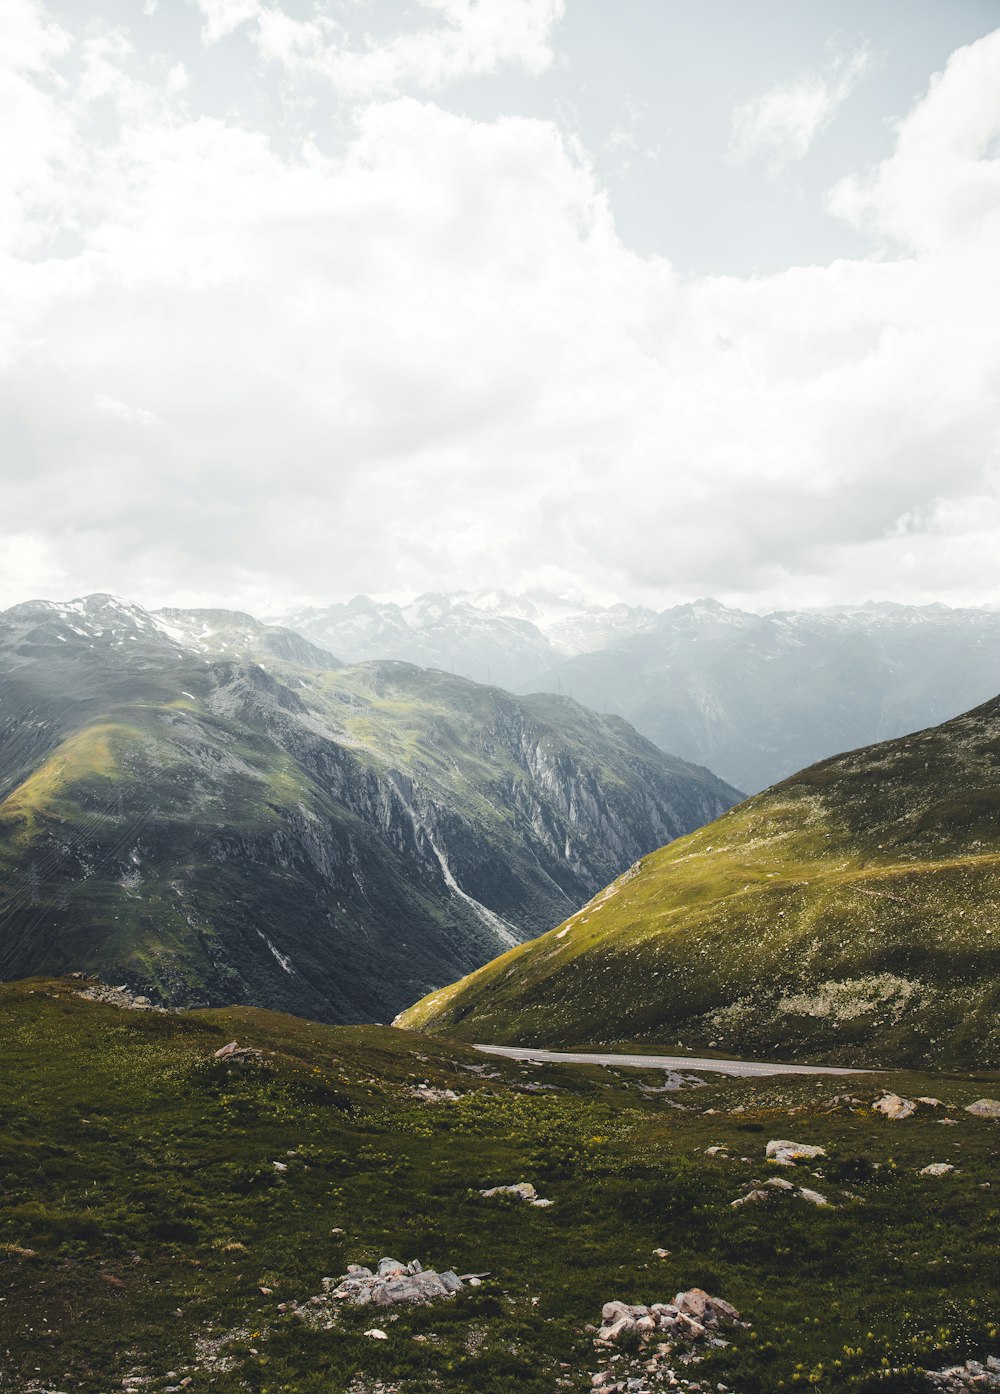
[399,694,1000,1068]
[0,595,740,1023]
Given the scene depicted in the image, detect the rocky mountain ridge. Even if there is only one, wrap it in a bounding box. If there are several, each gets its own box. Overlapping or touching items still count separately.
[0,593,739,1023]
[274,591,1000,792]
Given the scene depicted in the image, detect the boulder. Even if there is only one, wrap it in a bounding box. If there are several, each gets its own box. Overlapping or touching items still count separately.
[796,1187,831,1207]
[965,1099,1000,1119]
[731,1189,769,1207]
[920,1162,956,1177]
[383,1273,449,1303]
[674,1289,709,1319]
[598,1316,637,1342]
[765,1140,827,1166]
[602,1301,633,1323]
[707,1295,741,1325]
[480,1181,536,1200]
[873,1093,916,1120]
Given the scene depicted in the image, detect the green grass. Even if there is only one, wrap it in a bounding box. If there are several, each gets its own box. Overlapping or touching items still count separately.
[2,979,999,1393]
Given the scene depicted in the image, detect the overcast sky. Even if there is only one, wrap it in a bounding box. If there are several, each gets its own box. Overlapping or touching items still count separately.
[2,0,999,615]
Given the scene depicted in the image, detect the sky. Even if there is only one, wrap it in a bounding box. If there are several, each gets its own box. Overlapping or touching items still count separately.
[1,0,999,616]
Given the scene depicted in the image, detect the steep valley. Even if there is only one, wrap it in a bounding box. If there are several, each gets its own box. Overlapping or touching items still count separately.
[0,595,739,1022]
[400,692,1000,1069]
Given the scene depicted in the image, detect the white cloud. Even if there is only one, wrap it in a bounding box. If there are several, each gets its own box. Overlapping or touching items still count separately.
[729,44,871,173]
[195,0,565,96]
[828,28,1000,253]
[94,394,162,428]
[0,7,999,614]
[196,0,262,44]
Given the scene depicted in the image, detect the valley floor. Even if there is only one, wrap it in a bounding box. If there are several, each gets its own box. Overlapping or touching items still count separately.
[1,979,998,1394]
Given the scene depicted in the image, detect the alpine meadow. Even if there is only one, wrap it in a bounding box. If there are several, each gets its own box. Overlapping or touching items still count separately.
[2,4,1000,1394]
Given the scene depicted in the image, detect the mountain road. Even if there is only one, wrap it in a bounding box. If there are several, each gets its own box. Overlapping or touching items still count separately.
[475,1044,870,1077]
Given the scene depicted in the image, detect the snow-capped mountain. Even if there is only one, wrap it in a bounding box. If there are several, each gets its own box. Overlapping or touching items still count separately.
[523,598,1000,792]
[275,590,655,689]
[275,591,1000,793]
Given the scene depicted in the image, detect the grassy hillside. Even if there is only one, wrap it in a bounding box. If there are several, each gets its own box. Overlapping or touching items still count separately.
[3,978,1000,1393]
[0,597,739,1023]
[399,695,1000,1069]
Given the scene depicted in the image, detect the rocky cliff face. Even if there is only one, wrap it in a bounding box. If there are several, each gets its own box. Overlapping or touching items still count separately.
[0,595,740,1022]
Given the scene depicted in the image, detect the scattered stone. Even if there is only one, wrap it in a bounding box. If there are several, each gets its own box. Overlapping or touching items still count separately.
[272,1162,288,1173]
[765,1140,827,1166]
[410,1084,460,1103]
[796,1187,830,1207]
[213,1041,264,1065]
[595,1288,741,1350]
[479,1181,552,1207]
[965,1099,1000,1119]
[652,1248,671,1259]
[316,1257,465,1311]
[873,1093,916,1120]
[920,1163,957,1177]
[916,1097,945,1108]
[704,1146,727,1156]
[926,1355,1000,1389]
[364,1329,388,1340]
[764,1177,794,1191]
[76,981,169,1012]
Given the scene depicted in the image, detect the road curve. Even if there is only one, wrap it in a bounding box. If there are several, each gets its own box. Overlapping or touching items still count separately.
[475,1043,869,1078]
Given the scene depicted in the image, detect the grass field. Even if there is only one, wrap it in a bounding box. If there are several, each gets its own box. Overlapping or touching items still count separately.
[1,978,998,1393]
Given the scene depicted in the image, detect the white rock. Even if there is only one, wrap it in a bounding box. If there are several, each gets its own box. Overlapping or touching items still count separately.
[965,1098,1000,1119]
[873,1093,916,1120]
[765,1140,827,1166]
[920,1162,956,1177]
[602,1301,633,1323]
[598,1316,637,1342]
[364,1329,388,1340]
[797,1187,830,1207]
[480,1181,550,1204]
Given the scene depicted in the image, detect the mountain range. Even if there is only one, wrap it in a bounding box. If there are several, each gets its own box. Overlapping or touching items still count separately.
[0,593,738,1023]
[400,690,1000,1069]
[275,589,655,691]
[277,592,1000,793]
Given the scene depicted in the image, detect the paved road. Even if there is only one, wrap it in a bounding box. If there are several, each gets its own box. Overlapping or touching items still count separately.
[475,1043,868,1078]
